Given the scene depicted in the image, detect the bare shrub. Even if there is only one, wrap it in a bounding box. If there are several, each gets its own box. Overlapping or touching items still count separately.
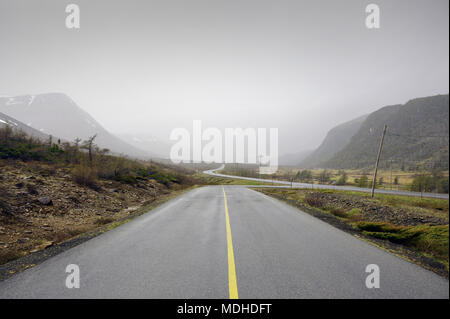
[305,193,326,208]
[72,163,98,189]
[94,216,115,225]
[50,226,90,243]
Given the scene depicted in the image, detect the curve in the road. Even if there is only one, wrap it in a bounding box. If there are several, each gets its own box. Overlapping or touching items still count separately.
[204,165,449,200]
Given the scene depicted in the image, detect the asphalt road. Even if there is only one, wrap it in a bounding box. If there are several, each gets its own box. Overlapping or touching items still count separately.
[0,186,448,298]
[204,166,450,200]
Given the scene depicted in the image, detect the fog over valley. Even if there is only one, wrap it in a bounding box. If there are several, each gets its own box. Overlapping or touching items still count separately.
[0,0,448,157]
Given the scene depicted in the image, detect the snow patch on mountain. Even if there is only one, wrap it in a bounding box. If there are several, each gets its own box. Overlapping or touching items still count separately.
[28,95,35,105]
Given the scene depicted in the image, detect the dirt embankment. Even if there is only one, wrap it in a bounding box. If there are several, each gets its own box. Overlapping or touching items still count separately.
[303,192,448,226]
[0,159,188,265]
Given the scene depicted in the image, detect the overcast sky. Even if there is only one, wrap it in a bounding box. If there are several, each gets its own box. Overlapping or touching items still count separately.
[0,0,448,155]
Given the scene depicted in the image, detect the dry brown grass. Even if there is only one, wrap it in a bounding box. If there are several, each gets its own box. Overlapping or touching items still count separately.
[72,163,99,189]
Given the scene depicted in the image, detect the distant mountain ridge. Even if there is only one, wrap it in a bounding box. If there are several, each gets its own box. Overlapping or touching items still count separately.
[0,111,50,141]
[299,114,368,168]
[0,93,152,158]
[323,94,449,169]
[302,94,449,169]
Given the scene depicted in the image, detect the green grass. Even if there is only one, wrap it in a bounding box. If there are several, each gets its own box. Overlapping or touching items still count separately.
[356,222,448,267]
[196,174,271,186]
[323,206,362,221]
[324,206,349,218]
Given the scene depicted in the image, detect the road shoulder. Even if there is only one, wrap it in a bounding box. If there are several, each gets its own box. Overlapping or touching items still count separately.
[253,187,449,279]
[0,186,199,282]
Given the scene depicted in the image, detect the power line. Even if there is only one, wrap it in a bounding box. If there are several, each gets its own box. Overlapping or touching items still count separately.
[387,132,449,138]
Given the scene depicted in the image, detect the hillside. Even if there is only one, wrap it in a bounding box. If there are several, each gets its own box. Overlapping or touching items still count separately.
[0,93,151,158]
[323,94,449,169]
[0,111,50,141]
[0,125,207,266]
[299,114,368,168]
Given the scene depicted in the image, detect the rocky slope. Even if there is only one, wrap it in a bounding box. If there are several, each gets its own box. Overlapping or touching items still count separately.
[0,159,190,265]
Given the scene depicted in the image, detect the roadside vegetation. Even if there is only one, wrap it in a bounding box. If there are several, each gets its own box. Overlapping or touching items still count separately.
[0,127,230,266]
[255,187,449,276]
[0,126,198,187]
[197,174,272,186]
[220,164,449,194]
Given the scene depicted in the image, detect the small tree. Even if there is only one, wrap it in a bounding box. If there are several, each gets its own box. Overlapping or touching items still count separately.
[81,135,97,167]
[410,171,448,194]
[358,175,369,188]
[297,169,312,182]
[113,156,127,177]
[0,125,13,145]
[74,137,81,148]
[394,176,399,185]
[318,170,331,184]
[438,178,449,194]
[336,171,348,185]
[73,138,82,162]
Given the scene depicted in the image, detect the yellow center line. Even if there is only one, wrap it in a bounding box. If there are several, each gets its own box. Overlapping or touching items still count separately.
[222,186,239,299]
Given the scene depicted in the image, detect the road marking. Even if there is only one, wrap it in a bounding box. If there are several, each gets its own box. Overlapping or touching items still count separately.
[222,187,239,299]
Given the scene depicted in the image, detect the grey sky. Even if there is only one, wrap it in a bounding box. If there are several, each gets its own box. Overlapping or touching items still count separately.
[0,0,448,155]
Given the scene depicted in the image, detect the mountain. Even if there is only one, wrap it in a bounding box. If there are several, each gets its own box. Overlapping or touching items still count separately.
[323,94,449,169]
[299,114,368,168]
[279,150,313,166]
[0,93,151,158]
[0,111,50,141]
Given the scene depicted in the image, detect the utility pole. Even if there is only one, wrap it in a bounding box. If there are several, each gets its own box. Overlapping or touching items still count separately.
[371,125,387,198]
